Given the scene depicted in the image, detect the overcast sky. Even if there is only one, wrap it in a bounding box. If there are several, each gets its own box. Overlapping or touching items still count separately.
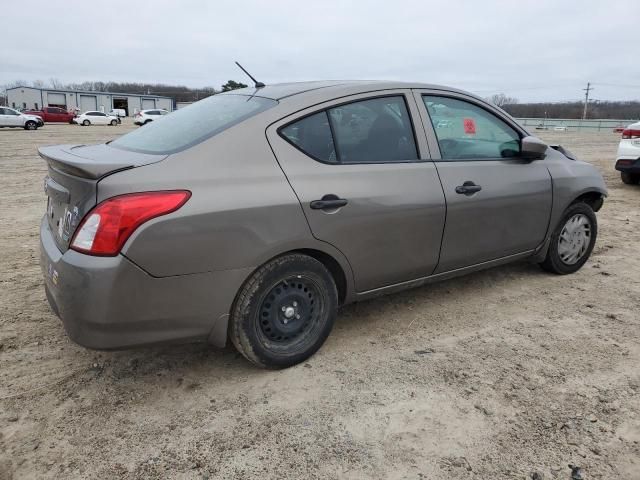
[2,0,639,102]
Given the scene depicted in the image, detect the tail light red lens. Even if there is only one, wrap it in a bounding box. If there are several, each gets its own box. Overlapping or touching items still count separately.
[70,191,191,256]
[622,129,640,139]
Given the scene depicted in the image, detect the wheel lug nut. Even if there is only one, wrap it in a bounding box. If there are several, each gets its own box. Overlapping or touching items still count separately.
[281,307,286,311]
[293,301,297,307]
[295,314,300,319]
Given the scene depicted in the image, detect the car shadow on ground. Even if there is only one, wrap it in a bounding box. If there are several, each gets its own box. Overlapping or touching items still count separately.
[89,260,545,383]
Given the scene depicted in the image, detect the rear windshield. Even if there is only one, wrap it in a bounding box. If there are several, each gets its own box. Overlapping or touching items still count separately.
[111,94,277,154]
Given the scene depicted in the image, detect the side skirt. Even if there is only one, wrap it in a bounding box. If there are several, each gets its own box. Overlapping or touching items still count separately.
[354,250,535,302]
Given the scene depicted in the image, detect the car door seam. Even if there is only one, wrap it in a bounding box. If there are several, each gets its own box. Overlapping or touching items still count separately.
[263,131,358,287]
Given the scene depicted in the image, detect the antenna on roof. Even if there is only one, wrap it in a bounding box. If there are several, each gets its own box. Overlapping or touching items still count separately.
[235,61,265,88]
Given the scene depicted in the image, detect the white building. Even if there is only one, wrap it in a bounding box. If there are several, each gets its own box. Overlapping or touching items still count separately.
[6,86,173,116]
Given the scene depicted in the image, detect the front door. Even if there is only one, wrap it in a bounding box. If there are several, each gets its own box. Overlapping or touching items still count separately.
[267,92,446,292]
[415,92,552,273]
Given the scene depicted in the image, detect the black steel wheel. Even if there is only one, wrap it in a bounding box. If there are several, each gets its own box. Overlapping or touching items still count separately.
[229,254,337,369]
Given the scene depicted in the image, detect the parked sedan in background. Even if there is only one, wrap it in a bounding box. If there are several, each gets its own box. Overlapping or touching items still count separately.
[0,107,44,129]
[615,121,640,184]
[134,109,169,125]
[23,107,76,123]
[39,81,607,369]
[73,111,119,126]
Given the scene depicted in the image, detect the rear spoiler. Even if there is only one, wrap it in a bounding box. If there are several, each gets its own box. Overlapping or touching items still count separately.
[39,144,166,179]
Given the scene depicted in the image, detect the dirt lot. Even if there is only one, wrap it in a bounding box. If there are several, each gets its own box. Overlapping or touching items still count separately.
[0,122,638,480]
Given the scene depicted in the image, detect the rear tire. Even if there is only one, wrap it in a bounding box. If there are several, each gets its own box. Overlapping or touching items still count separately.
[229,254,338,369]
[82,120,90,126]
[621,171,640,185]
[539,202,597,275]
[24,121,37,130]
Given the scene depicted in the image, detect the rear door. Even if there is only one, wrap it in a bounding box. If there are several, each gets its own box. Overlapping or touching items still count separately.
[414,91,552,273]
[0,108,22,126]
[93,112,108,124]
[267,91,446,293]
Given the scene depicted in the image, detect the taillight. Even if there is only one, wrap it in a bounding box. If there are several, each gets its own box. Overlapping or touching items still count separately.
[617,159,633,167]
[622,129,640,139]
[70,191,191,256]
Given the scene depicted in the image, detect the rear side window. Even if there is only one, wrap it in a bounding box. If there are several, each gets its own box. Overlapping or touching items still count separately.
[112,95,277,154]
[422,96,520,160]
[279,95,418,164]
[328,97,417,163]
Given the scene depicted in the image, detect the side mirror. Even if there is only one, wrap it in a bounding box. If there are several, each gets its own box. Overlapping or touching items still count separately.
[521,135,547,160]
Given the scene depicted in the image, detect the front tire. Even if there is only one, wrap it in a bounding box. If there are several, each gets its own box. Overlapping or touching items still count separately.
[229,254,338,369]
[24,121,37,130]
[110,119,118,126]
[621,172,640,185]
[539,202,597,274]
[82,120,90,126]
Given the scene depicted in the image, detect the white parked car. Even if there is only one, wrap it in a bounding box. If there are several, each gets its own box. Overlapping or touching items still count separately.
[0,107,44,130]
[615,121,640,185]
[134,109,169,126]
[73,111,119,126]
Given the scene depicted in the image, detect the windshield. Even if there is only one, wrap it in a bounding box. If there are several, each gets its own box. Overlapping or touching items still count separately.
[111,94,277,154]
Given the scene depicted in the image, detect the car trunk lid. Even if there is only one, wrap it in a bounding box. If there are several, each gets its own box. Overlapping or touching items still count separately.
[39,143,167,252]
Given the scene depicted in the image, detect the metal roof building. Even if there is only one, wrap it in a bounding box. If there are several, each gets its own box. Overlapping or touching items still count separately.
[6,86,173,116]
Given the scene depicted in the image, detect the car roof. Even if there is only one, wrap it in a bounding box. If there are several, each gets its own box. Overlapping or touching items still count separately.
[219,80,472,101]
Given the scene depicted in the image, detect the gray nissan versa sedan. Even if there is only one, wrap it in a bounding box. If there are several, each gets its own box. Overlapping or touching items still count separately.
[40,81,607,368]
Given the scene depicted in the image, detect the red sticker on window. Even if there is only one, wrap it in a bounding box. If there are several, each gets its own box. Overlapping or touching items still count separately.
[463,118,476,134]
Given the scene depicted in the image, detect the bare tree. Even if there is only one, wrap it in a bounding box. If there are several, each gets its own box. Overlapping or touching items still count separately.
[49,78,65,90]
[487,93,519,108]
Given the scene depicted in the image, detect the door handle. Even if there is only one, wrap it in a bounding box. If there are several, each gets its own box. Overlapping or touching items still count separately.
[455,181,482,196]
[310,194,348,210]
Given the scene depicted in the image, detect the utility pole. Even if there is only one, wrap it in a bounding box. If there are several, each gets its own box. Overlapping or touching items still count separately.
[582,82,593,119]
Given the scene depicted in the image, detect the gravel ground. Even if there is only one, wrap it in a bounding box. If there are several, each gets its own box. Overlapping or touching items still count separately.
[0,122,638,480]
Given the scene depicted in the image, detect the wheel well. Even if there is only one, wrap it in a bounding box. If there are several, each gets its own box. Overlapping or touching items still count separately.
[571,191,604,212]
[295,249,348,304]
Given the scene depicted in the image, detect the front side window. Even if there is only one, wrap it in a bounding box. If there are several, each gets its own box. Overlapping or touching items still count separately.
[112,94,277,154]
[423,96,520,160]
[280,96,418,164]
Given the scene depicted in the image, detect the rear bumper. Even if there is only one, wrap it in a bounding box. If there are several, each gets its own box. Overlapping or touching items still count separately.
[40,217,251,349]
[615,158,640,173]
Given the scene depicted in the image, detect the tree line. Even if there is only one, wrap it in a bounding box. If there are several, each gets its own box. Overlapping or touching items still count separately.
[487,93,640,119]
[2,82,638,119]
[502,101,640,120]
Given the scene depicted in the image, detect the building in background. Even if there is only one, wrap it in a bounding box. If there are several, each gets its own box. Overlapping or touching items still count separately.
[6,86,173,116]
